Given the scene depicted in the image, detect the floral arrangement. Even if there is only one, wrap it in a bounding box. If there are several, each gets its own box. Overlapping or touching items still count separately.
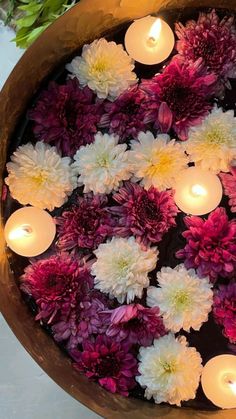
[3,7,236,409]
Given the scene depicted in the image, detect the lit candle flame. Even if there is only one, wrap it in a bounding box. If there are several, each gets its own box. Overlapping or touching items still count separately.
[229,381,236,395]
[8,225,32,241]
[147,18,162,44]
[191,184,207,197]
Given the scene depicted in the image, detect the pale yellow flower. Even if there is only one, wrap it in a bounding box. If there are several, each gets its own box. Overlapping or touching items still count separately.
[129,132,189,190]
[185,107,236,173]
[66,38,137,100]
[137,334,202,406]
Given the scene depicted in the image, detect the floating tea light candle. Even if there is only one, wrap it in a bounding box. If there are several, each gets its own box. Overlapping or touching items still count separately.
[201,355,236,409]
[4,207,56,257]
[124,15,175,65]
[174,167,223,216]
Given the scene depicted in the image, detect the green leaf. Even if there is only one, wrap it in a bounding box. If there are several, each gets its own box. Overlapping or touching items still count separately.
[16,13,40,29]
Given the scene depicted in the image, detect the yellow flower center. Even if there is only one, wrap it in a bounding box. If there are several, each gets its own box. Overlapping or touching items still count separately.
[172,290,191,310]
[91,59,108,74]
[31,170,49,186]
[160,360,177,374]
[145,151,173,178]
[205,126,229,147]
[96,154,110,168]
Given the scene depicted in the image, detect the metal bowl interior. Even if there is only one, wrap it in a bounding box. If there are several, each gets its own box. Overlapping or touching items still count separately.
[0,1,236,418]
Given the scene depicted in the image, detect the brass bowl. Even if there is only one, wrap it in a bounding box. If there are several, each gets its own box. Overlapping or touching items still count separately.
[0,1,236,418]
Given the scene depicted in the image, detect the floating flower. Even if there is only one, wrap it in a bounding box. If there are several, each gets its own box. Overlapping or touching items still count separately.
[110,182,178,246]
[213,282,236,344]
[147,264,213,333]
[175,9,236,94]
[56,193,113,251]
[5,142,76,211]
[72,132,131,194]
[106,304,166,347]
[21,253,93,323]
[176,207,236,282]
[99,85,154,141]
[91,236,158,304]
[185,107,236,173]
[72,335,138,396]
[28,79,103,157]
[66,38,137,100]
[52,291,109,349]
[141,57,216,140]
[220,167,236,212]
[136,334,202,406]
[129,132,188,190]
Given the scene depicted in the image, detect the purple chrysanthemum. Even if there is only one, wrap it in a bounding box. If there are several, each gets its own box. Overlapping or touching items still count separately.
[56,194,113,251]
[28,79,103,156]
[213,282,236,343]
[175,9,236,94]
[220,167,236,213]
[176,207,236,282]
[20,253,93,323]
[110,182,178,246]
[99,85,155,142]
[52,291,110,349]
[71,335,138,396]
[141,57,216,140]
[106,304,166,347]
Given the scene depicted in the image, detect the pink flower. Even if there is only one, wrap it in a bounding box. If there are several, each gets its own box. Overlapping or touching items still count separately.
[56,193,113,251]
[213,282,236,343]
[106,304,166,347]
[141,57,216,140]
[176,207,236,282]
[71,335,138,396]
[220,167,236,212]
[20,253,93,323]
[175,9,236,95]
[110,182,178,246]
[52,291,110,349]
[28,79,103,156]
[99,85,155,142]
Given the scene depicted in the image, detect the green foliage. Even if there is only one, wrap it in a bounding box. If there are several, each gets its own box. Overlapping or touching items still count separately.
[4,0,19,25]
[13,0,77,48]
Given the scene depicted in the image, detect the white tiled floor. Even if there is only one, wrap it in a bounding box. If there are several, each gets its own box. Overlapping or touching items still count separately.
[0,21,101,419]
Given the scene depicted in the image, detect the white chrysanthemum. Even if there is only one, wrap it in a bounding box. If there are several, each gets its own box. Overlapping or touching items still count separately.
[91,236,158,303]
[129,132,189,190]
[72,132,131,194]
[137,334,202,406]
[185,107,236,173]
[147,264,213,333]
[5,142,76,211]
[66,38,137,100]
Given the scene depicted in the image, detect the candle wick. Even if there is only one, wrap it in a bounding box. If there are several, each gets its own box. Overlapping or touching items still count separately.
[8,224,33,241]
[149,36,156,43]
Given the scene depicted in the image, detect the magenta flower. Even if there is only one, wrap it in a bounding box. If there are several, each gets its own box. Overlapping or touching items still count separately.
[175,9,236,95]
[99,85,155,142]
[71,335,138,396]
[28,79,103,156]
[176,207,236,282]
[52,291,110,349]
[220,167,236,213]
[56,194,113,251]
[106,304,166,347]
[213,282,236,343]
[141,57,216,140]
[110,182,178,246]
[20,253,93,323]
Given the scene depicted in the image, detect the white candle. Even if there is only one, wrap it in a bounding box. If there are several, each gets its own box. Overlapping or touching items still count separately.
[124,15,175,65]
[4,207,56,257]
[174,167,223,216]
[201,355,236,409]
